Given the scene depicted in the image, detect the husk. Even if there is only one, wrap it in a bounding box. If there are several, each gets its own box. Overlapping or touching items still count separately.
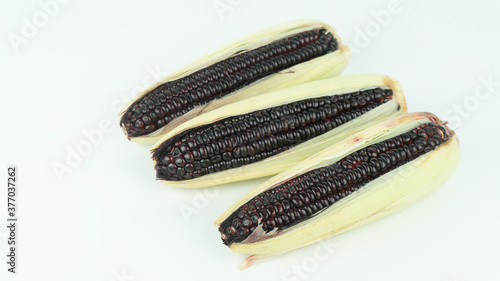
[214,113,460,269]
[120,20,350,143]
[153,74,407,188]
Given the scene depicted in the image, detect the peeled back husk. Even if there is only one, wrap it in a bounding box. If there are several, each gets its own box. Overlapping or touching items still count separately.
[151,74,407,188]
[214,112,460,269]
[120,20,350,143]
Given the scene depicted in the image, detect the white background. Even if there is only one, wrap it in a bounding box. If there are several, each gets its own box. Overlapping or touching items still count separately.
[1,0,499,280]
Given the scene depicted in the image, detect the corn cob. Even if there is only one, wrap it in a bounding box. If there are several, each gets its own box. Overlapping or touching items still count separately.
[120,20,349,143]
[151,74,407,188]
[214,112,460,269]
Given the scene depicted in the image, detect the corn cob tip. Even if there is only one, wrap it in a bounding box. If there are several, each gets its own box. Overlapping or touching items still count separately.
[383,75,407,112]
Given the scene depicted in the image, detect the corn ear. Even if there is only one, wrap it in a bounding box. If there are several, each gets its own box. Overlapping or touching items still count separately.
[152,74,407,188]
[214,112,460,269]
[120,20,350,143]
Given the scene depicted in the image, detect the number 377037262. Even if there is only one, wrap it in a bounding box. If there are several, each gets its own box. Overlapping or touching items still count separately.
[8,167,16,217]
